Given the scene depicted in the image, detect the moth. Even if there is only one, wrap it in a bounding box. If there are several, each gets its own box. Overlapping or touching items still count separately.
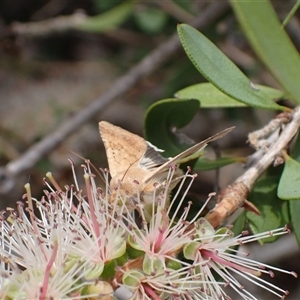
[99,121,234,210]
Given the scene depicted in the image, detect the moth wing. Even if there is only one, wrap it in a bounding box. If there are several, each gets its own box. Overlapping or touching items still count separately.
[99,121,148,178]
[144,126,235,183]
[138,142,169,170]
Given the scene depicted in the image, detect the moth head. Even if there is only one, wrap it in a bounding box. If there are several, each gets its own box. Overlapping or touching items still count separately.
[108,174,141,211]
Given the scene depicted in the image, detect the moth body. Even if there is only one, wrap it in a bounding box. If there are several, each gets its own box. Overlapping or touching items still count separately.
[108,153,183,210]
[99,121,234,211]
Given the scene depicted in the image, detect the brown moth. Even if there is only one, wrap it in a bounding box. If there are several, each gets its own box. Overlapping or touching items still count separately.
[99,121,234,210]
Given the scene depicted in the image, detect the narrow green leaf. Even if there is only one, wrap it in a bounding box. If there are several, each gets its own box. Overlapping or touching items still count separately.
[177,24,284,110]
[175,83,284,108]
[193,156,244,171]
[290,200,300,247]
[247,176,289,244]
[78,1,134,32]
[231,1,300,104]
[144,98,199,157]
[278,154,300,200]
[282,0,300,28]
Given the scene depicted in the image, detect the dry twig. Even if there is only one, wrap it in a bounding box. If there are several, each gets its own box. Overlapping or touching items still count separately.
[205,107,300,228]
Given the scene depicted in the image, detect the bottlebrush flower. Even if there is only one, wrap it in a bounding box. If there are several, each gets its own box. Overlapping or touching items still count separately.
[0,160,297,300]
[114,169,297,299]
[183,218,297,299]
[0,162,119,299]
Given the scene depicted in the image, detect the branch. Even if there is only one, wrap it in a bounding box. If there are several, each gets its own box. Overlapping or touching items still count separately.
[205,107,300,228]
[10,11,87,37]
[0,2,229,195]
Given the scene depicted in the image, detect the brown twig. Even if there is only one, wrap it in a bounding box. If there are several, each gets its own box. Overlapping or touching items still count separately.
[0,2,229,195]
[205,106,300,228]
[10,11,88,37]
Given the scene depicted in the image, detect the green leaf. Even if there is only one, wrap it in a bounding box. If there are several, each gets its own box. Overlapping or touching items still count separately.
[175,83,284,108]
[278,154,300,200]
[144,98,199,157]
[290,200,300,247]
[78,0,134,32]
[291,134,300,162]
[247,176,290,244]
[282,0,300,28]
[232,211,246,237]
[177,24,284,110]
[231,1,300,104]
[193,156,244,171]
[134,7,168,34]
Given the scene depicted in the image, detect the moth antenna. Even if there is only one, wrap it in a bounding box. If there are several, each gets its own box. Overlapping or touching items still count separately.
[120,157,140,182]
[70,150,106,183]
